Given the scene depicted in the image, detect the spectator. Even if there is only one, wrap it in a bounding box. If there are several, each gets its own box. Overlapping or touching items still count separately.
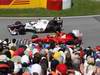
[29,64,43,75]
[56,64,67,75]
[95,58,100,75]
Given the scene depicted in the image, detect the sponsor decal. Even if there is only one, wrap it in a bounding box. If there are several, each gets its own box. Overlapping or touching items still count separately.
[0,0,13,5]
[0,0,29,5]
[12,0,29,5]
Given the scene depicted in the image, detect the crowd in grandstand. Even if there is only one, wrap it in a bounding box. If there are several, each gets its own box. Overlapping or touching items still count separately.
[0,30,99,75]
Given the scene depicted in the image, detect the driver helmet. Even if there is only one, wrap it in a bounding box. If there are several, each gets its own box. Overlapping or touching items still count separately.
[72,29,83,37]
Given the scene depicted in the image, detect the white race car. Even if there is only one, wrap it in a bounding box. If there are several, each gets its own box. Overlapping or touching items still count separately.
[24,17,63,32]
[8,17,63,35]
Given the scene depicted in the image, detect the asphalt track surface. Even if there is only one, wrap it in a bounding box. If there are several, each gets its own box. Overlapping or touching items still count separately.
[0,16,100,48]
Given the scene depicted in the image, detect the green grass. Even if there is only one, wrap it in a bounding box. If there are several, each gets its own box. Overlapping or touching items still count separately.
[0,0,100,16]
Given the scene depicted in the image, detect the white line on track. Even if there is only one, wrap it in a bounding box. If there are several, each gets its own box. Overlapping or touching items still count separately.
[0,15,100,19]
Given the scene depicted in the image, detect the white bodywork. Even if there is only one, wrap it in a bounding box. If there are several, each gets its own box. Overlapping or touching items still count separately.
[25,19,49,32]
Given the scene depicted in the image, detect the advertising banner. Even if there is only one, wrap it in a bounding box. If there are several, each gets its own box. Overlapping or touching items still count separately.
[0,0,71,10]
[0,0,47,8]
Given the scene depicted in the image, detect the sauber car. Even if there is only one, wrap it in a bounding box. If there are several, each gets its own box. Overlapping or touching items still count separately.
[25,17,63,32]
[8,17,63,35]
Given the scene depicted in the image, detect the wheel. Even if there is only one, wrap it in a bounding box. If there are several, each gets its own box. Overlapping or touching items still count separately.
[18,26,26,35]
[54,26,61,32]
[49,27,55,32]
[15,21,22,25]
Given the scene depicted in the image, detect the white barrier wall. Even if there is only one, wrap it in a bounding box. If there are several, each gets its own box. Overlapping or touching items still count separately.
[62,0,71,9]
